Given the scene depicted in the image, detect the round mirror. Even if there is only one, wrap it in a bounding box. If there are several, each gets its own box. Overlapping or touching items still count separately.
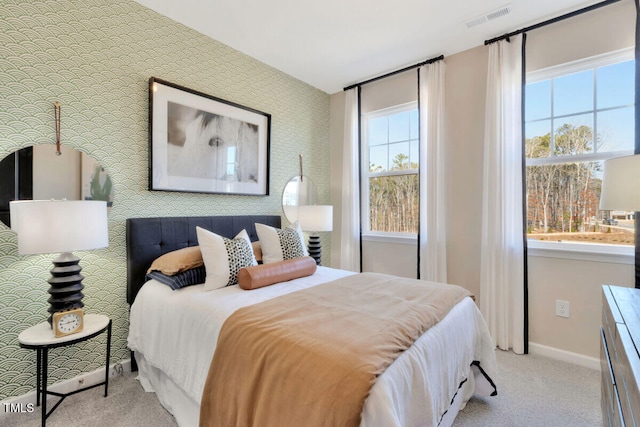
[0,145,114,228]
[282,175,317,223]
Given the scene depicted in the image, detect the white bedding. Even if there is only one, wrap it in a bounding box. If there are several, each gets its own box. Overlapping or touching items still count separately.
[128,266,497,427]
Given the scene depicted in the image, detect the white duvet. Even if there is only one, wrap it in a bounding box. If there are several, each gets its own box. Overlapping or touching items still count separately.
[128,266,497,427]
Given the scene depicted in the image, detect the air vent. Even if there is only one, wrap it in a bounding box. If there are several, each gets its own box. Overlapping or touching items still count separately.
[487,6,511,21]
[465,4,512,29]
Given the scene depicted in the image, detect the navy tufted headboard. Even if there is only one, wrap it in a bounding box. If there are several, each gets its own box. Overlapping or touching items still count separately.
[126,215,281,304]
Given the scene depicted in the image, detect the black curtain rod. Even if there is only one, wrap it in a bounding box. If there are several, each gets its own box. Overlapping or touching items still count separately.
[484,0,621,45]
[343,54,444,91]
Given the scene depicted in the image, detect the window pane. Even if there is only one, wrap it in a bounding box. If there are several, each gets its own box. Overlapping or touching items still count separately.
[410,139,419,168]
[597,61,634,109]
[368,174,418,233]
[554,70,594,116]
[410,109,419,139]
[553,114,594,157]
[389,111,410,142]
[597,106,635,153]
[369,116,388,146]
[526,80,551,121]
[363,105,419,235]
[525,54,634,248]
[369,145,387,172]
[526,120,552,158]
[526,161,633,246]
[389,142,410,170]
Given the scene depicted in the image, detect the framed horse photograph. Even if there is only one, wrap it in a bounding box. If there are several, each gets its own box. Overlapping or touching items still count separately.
[149,77,271,196]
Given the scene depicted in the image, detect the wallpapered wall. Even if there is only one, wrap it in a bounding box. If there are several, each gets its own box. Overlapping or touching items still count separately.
[0,0,331,399]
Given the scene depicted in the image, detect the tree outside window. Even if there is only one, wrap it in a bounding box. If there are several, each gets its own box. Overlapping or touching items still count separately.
[525,51,634,246]
[362,103,419,235]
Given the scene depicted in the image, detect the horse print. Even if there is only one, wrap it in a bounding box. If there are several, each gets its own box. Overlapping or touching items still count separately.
[166,101,259,183]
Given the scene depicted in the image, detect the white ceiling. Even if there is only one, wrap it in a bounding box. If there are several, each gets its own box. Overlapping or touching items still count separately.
[135,0,604,94]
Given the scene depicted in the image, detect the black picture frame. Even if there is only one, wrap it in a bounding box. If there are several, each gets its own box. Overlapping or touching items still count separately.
[149,77,271,196]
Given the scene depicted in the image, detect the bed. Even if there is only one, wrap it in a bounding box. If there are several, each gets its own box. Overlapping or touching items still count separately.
[126,215,497,427]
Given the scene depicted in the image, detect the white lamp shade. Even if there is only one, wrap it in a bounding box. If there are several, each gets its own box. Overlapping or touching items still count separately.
[10,200,108,255]
[600,155,640,212]
[297,205,333,232]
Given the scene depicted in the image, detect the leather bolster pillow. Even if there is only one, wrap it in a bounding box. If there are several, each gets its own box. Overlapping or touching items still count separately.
[238,256,317,290]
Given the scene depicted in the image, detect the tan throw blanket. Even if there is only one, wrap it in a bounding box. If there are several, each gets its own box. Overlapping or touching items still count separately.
[199,272,472,427]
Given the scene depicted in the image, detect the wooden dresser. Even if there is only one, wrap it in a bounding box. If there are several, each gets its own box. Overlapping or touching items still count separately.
[601,285,640,426]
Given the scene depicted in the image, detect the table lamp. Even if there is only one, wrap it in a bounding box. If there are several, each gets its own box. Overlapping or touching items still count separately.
[297,205,333,265]
[601,154,640,289]
[600,155,640,212]
[10,200,109,325]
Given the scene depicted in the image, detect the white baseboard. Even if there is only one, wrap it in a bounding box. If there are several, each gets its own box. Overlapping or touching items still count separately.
[0,359,131,417]
[528,342,600,371]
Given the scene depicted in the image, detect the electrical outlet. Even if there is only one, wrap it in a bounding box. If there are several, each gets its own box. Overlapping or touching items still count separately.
[556,300,570,318]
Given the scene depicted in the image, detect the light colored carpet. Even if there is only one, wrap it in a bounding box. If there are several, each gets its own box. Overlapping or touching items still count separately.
[454,350,601,426]
[1,372,177,427]
[2,349,600,426]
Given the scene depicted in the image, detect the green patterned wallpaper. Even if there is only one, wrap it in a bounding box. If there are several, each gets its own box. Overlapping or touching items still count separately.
[0,0,331,399]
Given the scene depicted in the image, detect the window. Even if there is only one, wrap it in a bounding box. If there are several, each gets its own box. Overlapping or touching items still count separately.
[525,49,635,247]
[361,103,419,235]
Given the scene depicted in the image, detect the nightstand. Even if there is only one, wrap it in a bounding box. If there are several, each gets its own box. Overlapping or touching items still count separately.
[18,313,112,427]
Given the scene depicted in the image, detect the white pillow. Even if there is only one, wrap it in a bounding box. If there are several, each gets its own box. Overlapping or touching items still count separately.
[196,227,257,290]
[255,221,308,264]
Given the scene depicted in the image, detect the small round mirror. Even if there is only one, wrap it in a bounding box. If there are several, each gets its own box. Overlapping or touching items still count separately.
[0,145,114,228]
[282,176,317,223]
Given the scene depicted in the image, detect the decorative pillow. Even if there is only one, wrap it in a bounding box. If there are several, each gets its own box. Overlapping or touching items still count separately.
[146,246,204,275]
[238,256,317,290]
[255,221,308,264]
[146,266,206,290]
[196,227,257,290]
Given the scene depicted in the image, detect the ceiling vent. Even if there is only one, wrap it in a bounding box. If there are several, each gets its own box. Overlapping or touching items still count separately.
[465,4,512,29]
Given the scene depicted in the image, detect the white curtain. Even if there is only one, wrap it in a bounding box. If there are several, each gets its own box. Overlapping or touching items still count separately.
[418,61,447,283]
[480,35,526,354]
[340,88,361,272]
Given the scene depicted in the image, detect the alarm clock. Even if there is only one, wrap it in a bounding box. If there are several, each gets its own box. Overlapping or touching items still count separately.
[52,308,84,338]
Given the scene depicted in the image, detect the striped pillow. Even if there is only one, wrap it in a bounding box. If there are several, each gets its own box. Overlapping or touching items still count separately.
[146,266,206,290]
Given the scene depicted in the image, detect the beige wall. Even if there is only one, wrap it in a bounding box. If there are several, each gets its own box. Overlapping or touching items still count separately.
[526,0,635,72]
[361,239,418,278]
[329,0,635,363]
[528,255,634,359]
[360,70,417,113]
[444,45,489,297]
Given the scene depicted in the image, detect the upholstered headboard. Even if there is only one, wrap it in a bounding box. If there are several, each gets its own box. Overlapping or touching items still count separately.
[126,215,281,304]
